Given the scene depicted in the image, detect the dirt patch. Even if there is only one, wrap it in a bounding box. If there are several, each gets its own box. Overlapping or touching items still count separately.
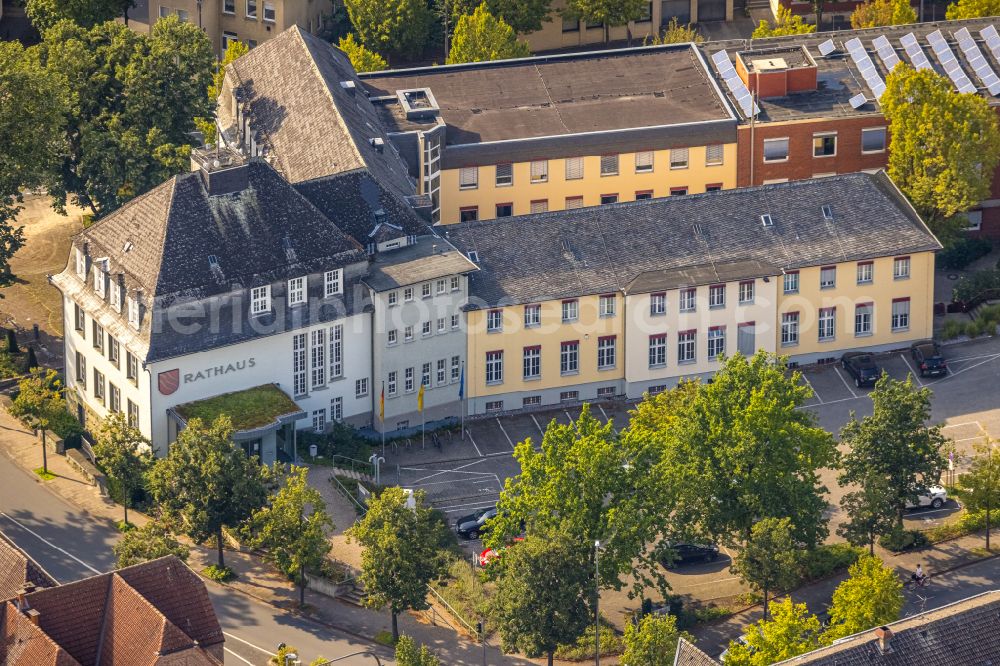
[0,194,85,365]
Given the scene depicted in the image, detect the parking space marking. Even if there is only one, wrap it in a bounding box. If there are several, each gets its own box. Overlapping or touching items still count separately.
[899,353,925,387]
[466,429,484,458]
[496,417,515,450]
[833,366,860,398]
[531,414,545,437]
[494,474,504,491]
[943,421,985,430]
[436,500,500,512]
[801,375,824,404]
[672,576,741,589]
[598,405,620,434]
[941,354,1000,380]
[410,458,493,484]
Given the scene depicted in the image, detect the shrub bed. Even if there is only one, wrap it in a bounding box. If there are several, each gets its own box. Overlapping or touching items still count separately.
[923,510,990,543]
[554,619,623,661]
[431,557,493,634]
[797,542,863,582]
[936,237,992,270]
[879,528,930,553]
[940,304,1000,340]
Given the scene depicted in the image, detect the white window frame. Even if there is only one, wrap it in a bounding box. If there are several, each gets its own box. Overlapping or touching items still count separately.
[459,166,478,190]
[709,284,726,309]
[450,276,460,292]
[856,262,873,285]
[600,154,619,176]
[818,307,836,341]
[329,324,343,378]
[678,331,696,363]
[405,367,414,393]
[597,336,616,370]
[292,333,307,397]
[523,346,541,380]
[820,266,836,290]
[738,281,754,305]
[893,256,910,280]
[707,327,725,359]
[705,144,725,166]
[223,0,235,13]
[485,351,504,385]
[813,132,837,158]
[763,138,790,163]
[679,288,696,313]
[783,271,799,294]
[524,304,541,328]
[495,163,513,187]
[892,299,910,331]
[670,147,689,169]
[634,151,654,173]
[487,309,503,332]
[560,341,579,375]
[127,296,141,329]
[251,285,271,315]
[246,0,257,19]
[388,371,397,397]
[530,160,548,183]
[648,334,666,368]
[861,126,887,154]
[855,304,873,336]
[324,269,343,297]
[288,277,306,306]
[561,299,578,323]
[781,312,799,346]
[263,1,275,22]
[355,378,369,398]
[650,293,666,316]
[599,294,616,317]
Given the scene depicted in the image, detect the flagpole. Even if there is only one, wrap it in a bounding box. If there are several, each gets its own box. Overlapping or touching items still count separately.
[381,381,385,458]
[460,361,466,441]
[422,404,426,449]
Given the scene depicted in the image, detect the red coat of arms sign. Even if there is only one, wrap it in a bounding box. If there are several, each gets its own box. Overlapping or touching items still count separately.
[158,369,180,396]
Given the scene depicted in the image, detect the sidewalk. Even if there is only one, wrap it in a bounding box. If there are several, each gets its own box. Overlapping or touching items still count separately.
[0,405,536,665]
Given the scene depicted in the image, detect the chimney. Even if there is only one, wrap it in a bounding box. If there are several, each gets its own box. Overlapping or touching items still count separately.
[190,145,250,196]
[15,589,27,611]
[874,626,893,654]
[26,609,40,626]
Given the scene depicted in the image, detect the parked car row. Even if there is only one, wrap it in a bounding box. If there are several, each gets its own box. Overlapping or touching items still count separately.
[841,341,947,387]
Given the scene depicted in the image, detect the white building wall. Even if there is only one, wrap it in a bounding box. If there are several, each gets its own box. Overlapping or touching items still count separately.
[624,277,778,396]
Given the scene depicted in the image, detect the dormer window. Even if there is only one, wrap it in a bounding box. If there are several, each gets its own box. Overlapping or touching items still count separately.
[251,285,271,315]
[93,261,107,298]
[127,296,141,330]
[75,248,87,277]
[324,269,343,297]
[288,277,306,306]
[110,278,122,312]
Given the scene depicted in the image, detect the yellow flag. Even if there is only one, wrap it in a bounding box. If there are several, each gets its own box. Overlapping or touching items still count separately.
[417,383,425,412]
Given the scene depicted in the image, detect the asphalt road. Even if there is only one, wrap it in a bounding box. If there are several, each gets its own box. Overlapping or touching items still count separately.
[0,451,388,666]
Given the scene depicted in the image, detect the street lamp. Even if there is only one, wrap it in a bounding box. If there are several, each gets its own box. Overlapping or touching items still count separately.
[594,539,601,666]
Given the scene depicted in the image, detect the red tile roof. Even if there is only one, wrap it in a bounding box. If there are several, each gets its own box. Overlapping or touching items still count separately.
[0,532,57,601]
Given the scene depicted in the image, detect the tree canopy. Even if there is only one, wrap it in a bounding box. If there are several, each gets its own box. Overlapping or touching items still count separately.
[447,0,553,34]
[882,65,1000,239]
[956,439,1000,550]
[0,41,67,279]
[752,6,815,38]
[731,517,800,620]
[244,466,333,607]
[146,415,270,569]
[395,636,441,666]
[723,598,822,665]
[489,404,673,598]
[112,519,189,568]
[646,17,703,44]
[837,475,898,555]
[94,413,152,525]
[344,0,433,60]
[196,39,249,141]
[839,374,948,529]
[824,555,903,641]
[447,3,531,64]
[622,613,691,666]
[34,16,213,218]
[347,487,449,640]
[562,0,650,43]
[25,0,134,32]
[850,0,917,28]
[490,536,592,666]
[337,33,388,73]
[10,368,80,438]
[946,0,1000,19]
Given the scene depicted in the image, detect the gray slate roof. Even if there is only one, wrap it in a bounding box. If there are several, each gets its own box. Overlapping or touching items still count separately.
[223,27,415,198]
[775,590,1000,665]
[363,236,479,292]
[444,171,940,308]
[674,638,720,666]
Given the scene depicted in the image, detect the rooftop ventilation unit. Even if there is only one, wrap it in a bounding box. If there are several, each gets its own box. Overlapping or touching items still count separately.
[370,137,385,153]
[340,80,356,95]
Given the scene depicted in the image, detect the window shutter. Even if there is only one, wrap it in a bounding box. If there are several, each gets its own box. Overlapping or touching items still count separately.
[565,157,584,180]
[459,166,478,187]
[635,150,653,171]
[530,160,548,180]
[600,154,619,175]
[530,200,549,214]
[706,144,724,165]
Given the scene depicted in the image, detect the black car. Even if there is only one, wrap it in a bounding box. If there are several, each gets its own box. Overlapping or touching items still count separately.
[455,506,497,539]
[841,352,881,387]
[657,542,720,569]
[911,341,947,377]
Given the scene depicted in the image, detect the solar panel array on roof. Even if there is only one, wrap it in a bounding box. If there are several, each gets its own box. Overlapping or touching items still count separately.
[712,50,759,118]
[927,29,977,93]
[955,26,1000,95]
[818,39,836,57]
[901,32,933,70]
[849,93,867,109]
[873,35,901,71]
[845,37,886,99]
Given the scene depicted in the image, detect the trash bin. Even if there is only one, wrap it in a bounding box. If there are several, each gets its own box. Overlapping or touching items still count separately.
[309,444,318,458]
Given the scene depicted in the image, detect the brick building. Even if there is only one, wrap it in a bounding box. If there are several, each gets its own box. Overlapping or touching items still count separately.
[698,18,1000,237]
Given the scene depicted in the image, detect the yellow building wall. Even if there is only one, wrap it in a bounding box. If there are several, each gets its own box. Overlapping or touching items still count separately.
[776,252,935,357]
[438,144,737,224]
[522,0,662,52]
[466,294,624,400]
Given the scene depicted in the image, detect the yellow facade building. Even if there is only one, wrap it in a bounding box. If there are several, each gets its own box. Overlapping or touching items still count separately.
[447,172,940,415]
[127,0,332,56]
[362,43,738,225]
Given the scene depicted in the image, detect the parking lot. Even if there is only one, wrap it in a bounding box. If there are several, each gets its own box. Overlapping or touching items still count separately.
[378,336,1000,618]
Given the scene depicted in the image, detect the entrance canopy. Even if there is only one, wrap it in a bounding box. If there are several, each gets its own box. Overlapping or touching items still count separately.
[169,383,305,439]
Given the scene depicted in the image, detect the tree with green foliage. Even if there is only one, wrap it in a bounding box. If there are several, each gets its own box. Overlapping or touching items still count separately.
[622,613,691,666]
[195,39,249,141]
[882,65,1000,240]
[823,555,903,641]
[112,518,189,568]
[344,0,432,60]
[628,353,836,550]
[489,404,673,599]
[10,369,80,475]
[731,518,800,620]
[490,536,592,666]
[645,17,702,44]
[147,415,269,570]
[244,466,333,607]
[839,374,948,531]
[837,475,898,555]
[956,439,1000,550]
[0,42,67,280]
[337,33,388,73]
[447,3,530,64]
[94,413,152,526]
[850,0,916,28]
[562,0,649,44]
[395,635,441,666]
[722,598,822,665]
[446,0,553,34]
[946,0,1000,19]
[25,0,134,32]
[751,6,815,38]
[347,487,448,641]
[35,16,213,219]
[269,645,300,666]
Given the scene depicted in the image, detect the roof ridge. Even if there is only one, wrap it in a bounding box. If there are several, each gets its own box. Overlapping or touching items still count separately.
[149,176,179,299]
[292,28,367,172]
[92,573,116,665]
[1,600,80,666]
[113,573,195,654]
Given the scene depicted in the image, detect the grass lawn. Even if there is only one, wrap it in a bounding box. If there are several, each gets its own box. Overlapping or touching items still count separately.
[174,384,301,431]
[34,467,56,480]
